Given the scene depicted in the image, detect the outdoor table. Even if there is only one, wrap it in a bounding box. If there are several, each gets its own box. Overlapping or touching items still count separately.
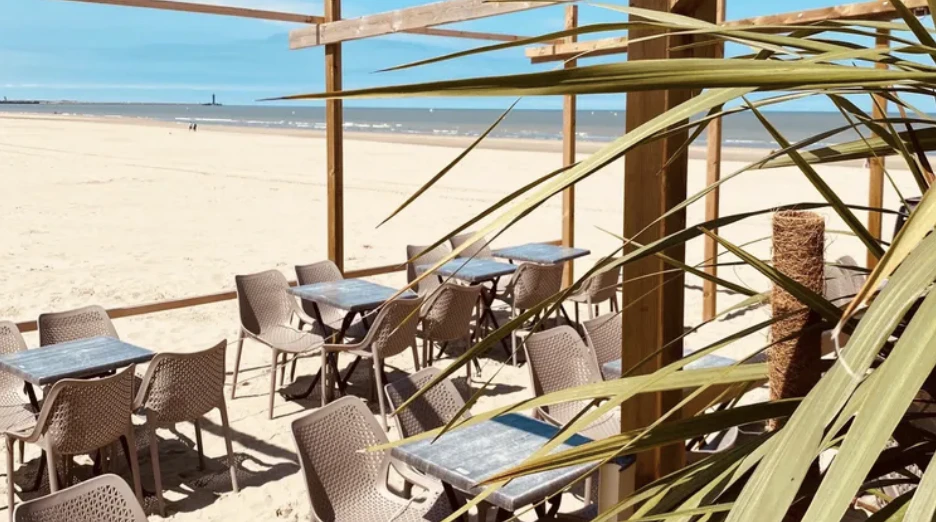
[391,412,635,521]
[601,350,737,380]
[492,243,591,265]
[417,258,517,354]
[285,279,416,401]
[0,336,155,411]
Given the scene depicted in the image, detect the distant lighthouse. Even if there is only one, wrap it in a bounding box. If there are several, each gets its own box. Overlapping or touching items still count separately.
[211,94,216,105]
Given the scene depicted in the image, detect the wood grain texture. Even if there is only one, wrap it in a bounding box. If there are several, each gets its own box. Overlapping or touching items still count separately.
[868,28,889,269]
[326,0,344,273]
[492,243,589,265]
[0,337,154,385]
[289,279,415,312]
[422,259,517,284]
[289,0,557,48]
[62,0,322,23]
[703,0,725,322]
[562,4,578,289]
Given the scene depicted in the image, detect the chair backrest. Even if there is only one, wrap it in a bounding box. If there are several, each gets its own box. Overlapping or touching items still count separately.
[362,297,423,360]
[582,313,622,368]
[510,263,564,310]
[235,270,297,336]
[37,305,118,347]
[384,367,470,439]
[290,396,391,522]
[421,283,481,343]
[825,255,867,307]
[579,266,621,303]
[135,340,226,425]
[13,474,147,522]
[36,366,135,456]
[449,232,492,259]
[524,326,602,424]
[406,243,452,295]
[295,261,346,326]
[0,321,28,396]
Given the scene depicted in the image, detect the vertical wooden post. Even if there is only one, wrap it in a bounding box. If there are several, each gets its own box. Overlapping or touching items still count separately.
[561,4,578,288]
[702,0,725,321]
[868,28,888,269]
[326,0,344,272]
[622,0,717,488]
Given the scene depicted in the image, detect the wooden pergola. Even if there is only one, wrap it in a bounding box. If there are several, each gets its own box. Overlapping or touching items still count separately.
[28,0,930,495]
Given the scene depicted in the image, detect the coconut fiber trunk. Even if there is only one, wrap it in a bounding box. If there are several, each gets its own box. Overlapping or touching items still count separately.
[770,210,825,420]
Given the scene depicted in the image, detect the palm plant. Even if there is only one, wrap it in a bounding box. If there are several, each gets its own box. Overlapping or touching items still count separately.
[274,1,936,520]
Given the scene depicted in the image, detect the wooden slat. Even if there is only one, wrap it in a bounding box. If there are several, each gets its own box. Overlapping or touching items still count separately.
[526,0,929,63]
[702,0,725,322]
[868,28,889,269]
[61,0,322,23]
[289,0,557,49]
[326,0,345,273]
[389,26,525,42]
[562,4,578,289]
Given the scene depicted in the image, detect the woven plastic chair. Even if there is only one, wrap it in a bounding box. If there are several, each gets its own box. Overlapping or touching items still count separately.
[37,305,118,346]
[825,255,866,308]
[582,313,622,372]
[497,263,565,366]
[295,260,361,337]
[0,323,36,463]
[12,474,147,522]
[449,232,493,259]
[524,326,619,440]
[290,396,450,522]
[134,340,238,516]
[567,266,620,323]
[5,366,143,519]
[233,270,324,419]
[321,296,423,430]
[419,283,482,376]
[383,367,469,439]
[406,243,452,296]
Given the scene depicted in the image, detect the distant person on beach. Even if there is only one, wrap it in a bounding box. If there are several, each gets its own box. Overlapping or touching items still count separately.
[188,123,193,131]
[193,123,198,132]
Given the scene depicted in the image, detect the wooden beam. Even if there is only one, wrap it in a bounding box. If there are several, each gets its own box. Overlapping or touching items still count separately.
[326,0,344,273]
[562,5,578,289]
[289,0,558,49]
[403,27,526,42]
[61,0,322,23]
[526,0,929,63]
[702,0,725,322]
[868,28,889,269]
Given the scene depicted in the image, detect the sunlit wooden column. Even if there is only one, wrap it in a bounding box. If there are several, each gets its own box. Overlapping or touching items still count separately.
[326,0,344,272]
[868,28,889,269]
[702,0,725,321]
[561,4,578,288]
[622,0,717,488]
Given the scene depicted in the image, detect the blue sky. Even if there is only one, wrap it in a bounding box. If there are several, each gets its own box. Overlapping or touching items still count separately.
[0,1,880,110]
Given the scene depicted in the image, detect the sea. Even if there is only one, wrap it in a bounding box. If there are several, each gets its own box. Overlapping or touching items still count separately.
[0,103,850,149]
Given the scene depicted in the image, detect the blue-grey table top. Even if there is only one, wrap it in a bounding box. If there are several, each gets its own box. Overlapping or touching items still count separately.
[417,258,517,285]
[289,279,416,313]
[390,413,634,511]
[602,350,737,380]
[0,336,155,386]
[492,243,590,265]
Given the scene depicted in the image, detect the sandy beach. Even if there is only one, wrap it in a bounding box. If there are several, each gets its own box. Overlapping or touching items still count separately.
[0,112,917,520]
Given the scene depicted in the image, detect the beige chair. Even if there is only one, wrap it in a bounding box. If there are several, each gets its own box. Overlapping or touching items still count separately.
[13,474,147,522]
[0,323,36,463]
[37,305,118,346]
[383,367,469,439]
[321,297,423,430]
[822,255,868,356]
[524,326,619,440]
[567,266,620,322]
[295,260,360,337]
[5,366,143,519]
[134,340,238,516]
[290,396,450,522]
[419,283,482,376]
[233,270,324,419]
[498,263,565,365]
[406,243,452,296]
[449,231,492,259]
[582,313,622,370]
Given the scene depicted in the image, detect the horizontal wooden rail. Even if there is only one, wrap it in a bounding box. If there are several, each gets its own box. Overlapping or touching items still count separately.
[61,0,324,23]
[12,238,563,334]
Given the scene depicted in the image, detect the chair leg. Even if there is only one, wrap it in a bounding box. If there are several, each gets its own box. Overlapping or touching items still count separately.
[411,343,420,371]
[6,437,14,522]
[374,360,389,431]
[611,295,619,312]
[194,419,206,471]
[219,403,239,493]
[147,423,166,516]
[320,351,330,408]
[511,308,518,367]
[268,349,279,420]
[290,357,298,383]
[587,298,595,320]
[230,330,245,400]
[16,441,22,465]
[124,430,144,505]
[45,446,58,493]
[575,303,580,326]
[278,352,287,386]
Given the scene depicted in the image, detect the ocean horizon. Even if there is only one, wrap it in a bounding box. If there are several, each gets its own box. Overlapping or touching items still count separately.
[0,102,858,150]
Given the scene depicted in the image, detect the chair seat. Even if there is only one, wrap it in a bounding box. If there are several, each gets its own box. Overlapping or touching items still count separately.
[0,400,36,434]
[255,326,324,354]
